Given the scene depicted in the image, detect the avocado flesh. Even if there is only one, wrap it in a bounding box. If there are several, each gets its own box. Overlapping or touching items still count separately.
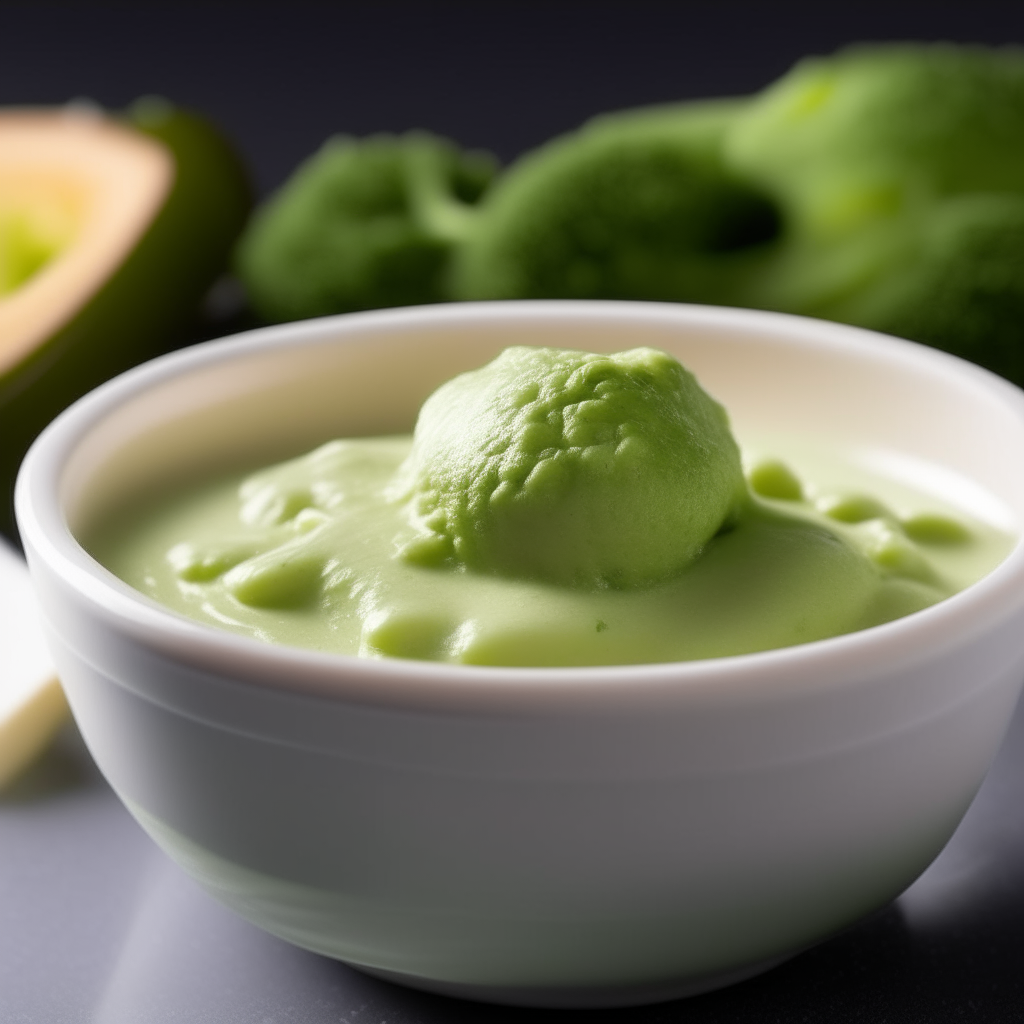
[0,110,174,377]
[0,101,251,539]
[0,170,80,296]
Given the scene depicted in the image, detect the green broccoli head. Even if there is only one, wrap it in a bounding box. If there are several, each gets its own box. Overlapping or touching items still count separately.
[843,194,1024,384]
[453,100,782,303]
[235,133,496,322]
[728,44,1024,239]
[723,42,1024,384]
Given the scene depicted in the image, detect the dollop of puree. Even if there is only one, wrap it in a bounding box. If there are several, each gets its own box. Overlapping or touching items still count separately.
[391,346,746,588]
[85,347,1012,667]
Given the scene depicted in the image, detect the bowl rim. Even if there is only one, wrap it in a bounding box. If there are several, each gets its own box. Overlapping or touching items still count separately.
[16,299,1024,713]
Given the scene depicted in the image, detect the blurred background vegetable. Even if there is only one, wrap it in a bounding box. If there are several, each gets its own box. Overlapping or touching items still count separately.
[449,100,781,305]
[233,41,1024,390]
[237,132,495,320]
[0,98,251,538]
[728,44,1024,381]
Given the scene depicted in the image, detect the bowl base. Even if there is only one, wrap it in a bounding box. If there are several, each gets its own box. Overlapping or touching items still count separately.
[352,954,792,1009]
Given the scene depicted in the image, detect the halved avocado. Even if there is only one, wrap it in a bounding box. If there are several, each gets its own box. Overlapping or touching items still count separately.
[0,98,251,537]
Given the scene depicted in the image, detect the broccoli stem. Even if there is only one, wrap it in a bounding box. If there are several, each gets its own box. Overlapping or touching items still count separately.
[403,139,480,244]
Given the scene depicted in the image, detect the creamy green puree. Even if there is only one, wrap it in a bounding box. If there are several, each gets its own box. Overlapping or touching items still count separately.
[86,346,1013,666]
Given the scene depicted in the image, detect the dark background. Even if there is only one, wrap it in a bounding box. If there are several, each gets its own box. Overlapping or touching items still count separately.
[4,3,1024,1021]
[6,1,1024,198]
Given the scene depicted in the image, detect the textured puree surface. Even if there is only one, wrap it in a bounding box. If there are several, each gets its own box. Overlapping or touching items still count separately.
[84,435,1012,668]
[391,346,746,589]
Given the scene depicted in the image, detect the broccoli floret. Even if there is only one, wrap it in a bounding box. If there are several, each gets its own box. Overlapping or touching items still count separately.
[236,133,496,322]
[722,43,1024,384]
[234,44,1024,387]
[729,44,1024,222]
[452,99,782,304]
[841,194,1024,383]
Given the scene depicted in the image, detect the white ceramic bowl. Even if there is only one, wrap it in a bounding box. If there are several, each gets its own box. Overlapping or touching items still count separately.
[15,302,1024,1008]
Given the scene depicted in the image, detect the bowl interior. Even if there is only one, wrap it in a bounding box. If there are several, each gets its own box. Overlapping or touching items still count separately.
[57,303,1024,543]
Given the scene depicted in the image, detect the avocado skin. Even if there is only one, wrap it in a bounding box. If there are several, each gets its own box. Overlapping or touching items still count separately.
[1,100,252,540]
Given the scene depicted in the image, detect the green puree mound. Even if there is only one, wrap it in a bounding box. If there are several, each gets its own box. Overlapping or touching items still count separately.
[84,345,1012,668]
[393,346,747,589]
